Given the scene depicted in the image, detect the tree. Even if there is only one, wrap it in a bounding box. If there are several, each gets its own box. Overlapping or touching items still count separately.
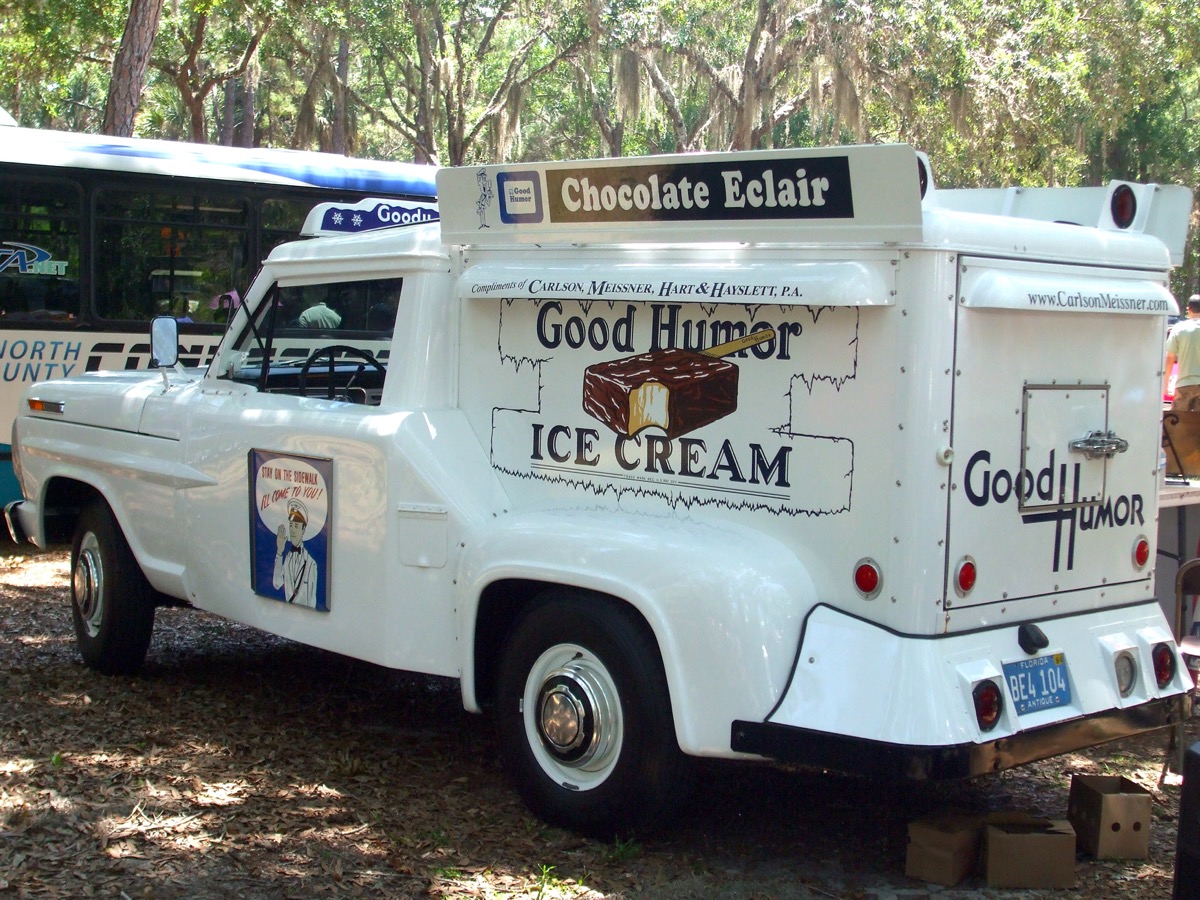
[102,0,164,136]
[354,0,591,164]
[0,0,125,130]
[152,0,274,143]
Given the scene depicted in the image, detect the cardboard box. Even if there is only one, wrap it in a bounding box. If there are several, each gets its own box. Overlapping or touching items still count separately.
[984,812,1076,889]
[905,812,983,886]
[1067,774,1153,859]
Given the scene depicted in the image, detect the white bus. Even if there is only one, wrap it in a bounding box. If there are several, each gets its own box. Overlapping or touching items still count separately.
[0,126,437,506]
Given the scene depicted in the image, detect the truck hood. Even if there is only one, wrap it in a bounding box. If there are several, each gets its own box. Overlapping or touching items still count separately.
[22,369,199,437]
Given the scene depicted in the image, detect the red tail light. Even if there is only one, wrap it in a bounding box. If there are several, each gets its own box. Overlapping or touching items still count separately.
[955,557,977,597]
[973,680,1003,731]
[1132,537,1150,569]
[1153,643,1177,688]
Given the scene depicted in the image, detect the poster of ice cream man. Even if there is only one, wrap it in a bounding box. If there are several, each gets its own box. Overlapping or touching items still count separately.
[249,450,333,611]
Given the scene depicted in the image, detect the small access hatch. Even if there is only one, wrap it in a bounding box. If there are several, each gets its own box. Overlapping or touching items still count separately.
[1020,385,1113,512]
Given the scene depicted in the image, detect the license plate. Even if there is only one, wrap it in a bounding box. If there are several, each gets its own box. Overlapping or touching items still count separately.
[1003,652,1071,715]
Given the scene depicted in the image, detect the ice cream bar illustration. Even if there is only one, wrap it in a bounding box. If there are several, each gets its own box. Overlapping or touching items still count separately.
[583,330,775,438]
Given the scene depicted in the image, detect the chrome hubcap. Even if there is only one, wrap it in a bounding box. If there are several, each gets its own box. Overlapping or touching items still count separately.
[526,646,622,786]
[73,535,103,638]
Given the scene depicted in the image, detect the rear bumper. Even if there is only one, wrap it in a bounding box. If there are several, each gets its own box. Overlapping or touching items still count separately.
[731,696,1184,779]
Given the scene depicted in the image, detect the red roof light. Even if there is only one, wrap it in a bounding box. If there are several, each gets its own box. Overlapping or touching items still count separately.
[1110,184,1137,229]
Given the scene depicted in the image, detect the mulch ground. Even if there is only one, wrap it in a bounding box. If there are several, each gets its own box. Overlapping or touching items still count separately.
[1,546,1197,898]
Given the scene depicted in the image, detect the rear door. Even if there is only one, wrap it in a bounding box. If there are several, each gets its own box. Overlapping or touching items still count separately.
[947,256,1172,609]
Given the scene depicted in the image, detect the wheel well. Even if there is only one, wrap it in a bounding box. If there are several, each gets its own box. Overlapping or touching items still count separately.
[472,579,664,712]
[41,477,105,545]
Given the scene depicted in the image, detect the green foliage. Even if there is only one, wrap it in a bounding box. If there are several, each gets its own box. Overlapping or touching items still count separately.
[2,0,1199,247]
[0,0,121,127]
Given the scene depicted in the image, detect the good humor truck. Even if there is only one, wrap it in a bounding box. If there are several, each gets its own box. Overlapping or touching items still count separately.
[6,144,1195,836]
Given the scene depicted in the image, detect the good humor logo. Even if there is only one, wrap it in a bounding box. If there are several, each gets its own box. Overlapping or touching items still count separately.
[318,202,438,234]
[964,448,1145,572]
[497,171,543,224]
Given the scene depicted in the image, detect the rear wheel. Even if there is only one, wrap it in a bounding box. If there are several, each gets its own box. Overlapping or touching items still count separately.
[496,590,691,838]
[70,502,156,675]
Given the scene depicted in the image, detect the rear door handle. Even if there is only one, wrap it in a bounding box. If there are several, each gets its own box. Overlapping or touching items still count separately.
[1068,430,1129,460]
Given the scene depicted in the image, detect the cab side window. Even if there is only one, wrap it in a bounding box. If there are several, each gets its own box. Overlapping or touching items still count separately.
[276,277,403,337]
[231,276,403,405]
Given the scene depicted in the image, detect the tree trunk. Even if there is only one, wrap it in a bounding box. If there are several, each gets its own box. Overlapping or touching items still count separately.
[333,35,349,154]
[102,0,166,136]
[220,80,235,145]
[241,69,256,147]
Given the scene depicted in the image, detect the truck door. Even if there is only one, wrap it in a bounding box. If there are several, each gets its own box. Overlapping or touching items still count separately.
[946,256,1172,613]
[158,273,461,674]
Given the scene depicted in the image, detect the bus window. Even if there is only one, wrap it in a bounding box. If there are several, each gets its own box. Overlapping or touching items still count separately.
[149,269,204,319]
[94,186,251,324]
[262,197,320,255]
[0,177,81,322]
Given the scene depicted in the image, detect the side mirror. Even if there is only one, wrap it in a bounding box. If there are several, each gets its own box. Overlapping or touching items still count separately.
[150,315,179,368]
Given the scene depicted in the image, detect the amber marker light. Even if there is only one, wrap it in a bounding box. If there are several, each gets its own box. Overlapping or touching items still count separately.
[27,398,64,414]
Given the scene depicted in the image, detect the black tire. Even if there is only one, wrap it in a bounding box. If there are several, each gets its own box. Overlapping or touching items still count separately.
[496,589,692,839]
[70,502,156,675]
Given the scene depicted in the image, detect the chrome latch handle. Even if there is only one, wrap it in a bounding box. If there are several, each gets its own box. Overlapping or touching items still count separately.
[1069,429,1129,460]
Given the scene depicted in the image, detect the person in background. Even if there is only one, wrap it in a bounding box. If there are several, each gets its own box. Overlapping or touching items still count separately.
[1166,295,1200,410]
[299,297,342,328]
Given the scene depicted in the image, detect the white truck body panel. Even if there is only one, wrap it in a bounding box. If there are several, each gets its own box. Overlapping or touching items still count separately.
[8,145,1193,826]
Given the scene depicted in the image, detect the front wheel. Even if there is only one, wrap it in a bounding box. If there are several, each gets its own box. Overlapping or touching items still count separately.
[70,502,156,675]
[496,590,692,838]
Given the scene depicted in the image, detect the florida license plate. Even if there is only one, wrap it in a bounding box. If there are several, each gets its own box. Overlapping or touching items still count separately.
[1003,652,1071,715]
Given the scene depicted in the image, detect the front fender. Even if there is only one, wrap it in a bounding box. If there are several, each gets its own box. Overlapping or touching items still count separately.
[458,509,816,757]
[16,421,212,597]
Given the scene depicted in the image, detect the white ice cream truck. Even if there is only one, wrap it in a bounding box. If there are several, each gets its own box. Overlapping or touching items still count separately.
[6,144,1194,836]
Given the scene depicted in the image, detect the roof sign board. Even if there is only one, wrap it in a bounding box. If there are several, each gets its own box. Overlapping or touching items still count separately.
[436,144,924,246]
[301,198,439,237]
